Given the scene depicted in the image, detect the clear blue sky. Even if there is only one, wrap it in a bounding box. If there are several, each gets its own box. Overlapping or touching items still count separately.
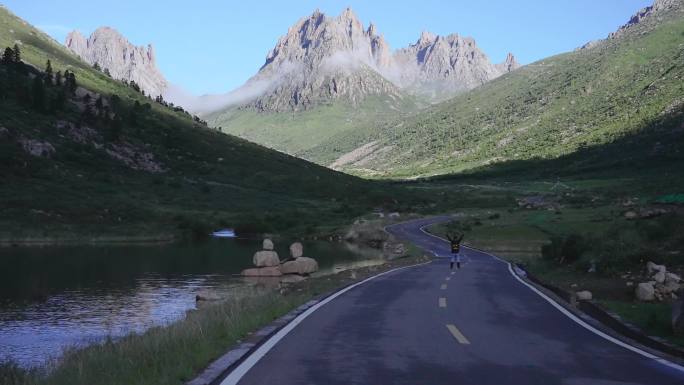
[5,0,652,95]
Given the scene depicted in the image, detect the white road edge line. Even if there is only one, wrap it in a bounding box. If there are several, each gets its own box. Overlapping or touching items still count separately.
[219,260,432,385]
[416,219,684,373]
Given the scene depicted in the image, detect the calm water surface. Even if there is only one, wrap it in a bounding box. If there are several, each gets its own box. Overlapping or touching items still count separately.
[0,238,383,367]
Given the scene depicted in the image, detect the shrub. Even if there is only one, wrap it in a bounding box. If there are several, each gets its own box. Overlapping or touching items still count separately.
[541,234,586,265]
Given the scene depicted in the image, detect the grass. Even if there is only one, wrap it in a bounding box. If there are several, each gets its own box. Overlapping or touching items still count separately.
[0,253,430,385]
[0,6,442,242]
[600,301,684,348]
[205,94,421,166]
[328,5,684,178]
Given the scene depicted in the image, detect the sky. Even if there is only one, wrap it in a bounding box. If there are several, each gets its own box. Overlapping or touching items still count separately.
[5,0,653,95]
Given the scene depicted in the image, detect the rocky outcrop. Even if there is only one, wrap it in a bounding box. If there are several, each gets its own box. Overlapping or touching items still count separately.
[233,8,519,112]
[581,0,683,49]
[392,32,518,98]
[20,139,55,158]
[243,8,403,112]
[636,261,681,301]
[65,27,168,98]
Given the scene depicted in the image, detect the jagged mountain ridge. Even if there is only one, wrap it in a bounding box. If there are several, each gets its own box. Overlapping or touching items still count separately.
[244,8,404,112]
[65,27,168,98]
[392,31,518,98]
[239,8,519,112]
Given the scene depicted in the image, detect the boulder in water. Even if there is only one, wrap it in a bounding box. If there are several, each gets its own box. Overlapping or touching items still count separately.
[281,257,319,275]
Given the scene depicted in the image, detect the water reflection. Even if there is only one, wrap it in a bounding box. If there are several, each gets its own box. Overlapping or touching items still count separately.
[0,239,383,367]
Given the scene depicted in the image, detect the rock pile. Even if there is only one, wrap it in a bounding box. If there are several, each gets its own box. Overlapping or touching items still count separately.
[241,239,318,277]
[242,239,282,277]
[280,242,319,275]
[634,261,681,302]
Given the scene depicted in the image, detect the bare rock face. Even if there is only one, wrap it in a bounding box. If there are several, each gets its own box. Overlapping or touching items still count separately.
[235,8,518,112]
[392,32,518,99]
[65,27,168,98]
[253,250,280,267]
[581,0,683,48]
[244,8,403,112]
[281,257,319,275]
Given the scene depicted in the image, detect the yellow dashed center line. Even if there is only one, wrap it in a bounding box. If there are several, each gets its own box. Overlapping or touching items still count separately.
[439,297,447,308]
[446,324,471,345]
[440,284,447,290]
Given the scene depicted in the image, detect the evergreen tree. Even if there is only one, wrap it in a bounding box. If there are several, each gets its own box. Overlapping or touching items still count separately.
[2,47,13,64]
[66,71,77,94]
[31,76,45,111]
[12,44,20,63]
[95,96,103,113]
[53,91,66,111]
[93,62,101,71]
[55,71,62,86]
[44,60,53,85]
[103,68,111,77]
[83,93,91,105]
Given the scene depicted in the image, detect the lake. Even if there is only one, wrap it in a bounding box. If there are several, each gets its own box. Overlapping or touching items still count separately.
[0,238,384,367]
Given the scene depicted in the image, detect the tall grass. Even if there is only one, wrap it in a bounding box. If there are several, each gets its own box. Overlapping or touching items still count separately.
[2,289,306,385]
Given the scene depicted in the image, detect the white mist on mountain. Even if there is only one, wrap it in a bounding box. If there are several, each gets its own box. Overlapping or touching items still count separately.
[164,61,302,113]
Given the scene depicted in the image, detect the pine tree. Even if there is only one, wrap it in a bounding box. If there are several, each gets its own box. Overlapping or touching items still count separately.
[95,96,103,113]
[12,44,20,63]
[66,71,77,94]
[103,68,111,77]
[44,60,53,85]
[31,77,45,111]
[55,71,62,86]
[93,62,101,71]
[2,47,13,64]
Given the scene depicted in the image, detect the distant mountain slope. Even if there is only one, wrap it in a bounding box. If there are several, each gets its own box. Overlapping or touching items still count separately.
[331,0,684,178]
[212,8,516,113]
[65,27,168,98]
[206,7,516,164]
[0,5,404,240]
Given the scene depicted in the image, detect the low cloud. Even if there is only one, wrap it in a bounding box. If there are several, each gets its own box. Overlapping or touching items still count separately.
[165,61,301,114]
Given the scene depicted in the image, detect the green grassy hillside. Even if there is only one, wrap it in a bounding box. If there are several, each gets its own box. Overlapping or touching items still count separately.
[326,4,684,178]
[0,6,423,241]
[205,94,422,166]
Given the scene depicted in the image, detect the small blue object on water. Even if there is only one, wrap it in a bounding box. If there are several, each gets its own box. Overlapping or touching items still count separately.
[211,229,236,238]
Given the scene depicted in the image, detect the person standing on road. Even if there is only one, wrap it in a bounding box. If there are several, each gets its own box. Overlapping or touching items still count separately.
[447,232,464,270]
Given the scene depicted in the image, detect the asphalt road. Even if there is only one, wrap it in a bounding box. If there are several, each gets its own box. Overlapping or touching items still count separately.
[222,217,684,385]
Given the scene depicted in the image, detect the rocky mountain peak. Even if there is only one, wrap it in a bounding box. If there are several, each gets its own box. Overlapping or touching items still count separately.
[609,0,683,39]
[498,52,520,73]
[231,8,520,112]
[65,27,167,97]
[391,31,515,98]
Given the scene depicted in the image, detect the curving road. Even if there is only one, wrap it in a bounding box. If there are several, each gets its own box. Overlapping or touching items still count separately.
[221,217,684,385]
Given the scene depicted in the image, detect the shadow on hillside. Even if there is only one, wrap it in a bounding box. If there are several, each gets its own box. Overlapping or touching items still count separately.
[424,108,684,183]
